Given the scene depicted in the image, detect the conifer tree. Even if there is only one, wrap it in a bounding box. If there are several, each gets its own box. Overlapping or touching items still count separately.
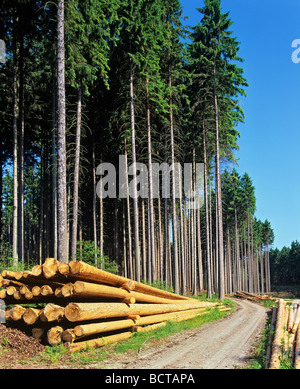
[188,0,248,298]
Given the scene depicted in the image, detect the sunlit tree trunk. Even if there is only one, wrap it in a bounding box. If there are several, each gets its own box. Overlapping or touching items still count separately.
[57,0,68,263]
[71,86,82,261]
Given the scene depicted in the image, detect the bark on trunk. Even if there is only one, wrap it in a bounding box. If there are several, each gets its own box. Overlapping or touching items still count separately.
[57,0,68,263]
[71,86,82,261]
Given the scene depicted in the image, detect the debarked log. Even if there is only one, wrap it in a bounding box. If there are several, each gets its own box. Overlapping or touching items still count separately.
[65,331,133,353]
[68,261,192,301]
[47,326,64,345]
[134,322,167,333]
[61,282,136,304]
[65,300,215,322]
[295,326,300,369]
[73,307,208,340]
[41,303,66,322]
[63,280,192,305]
[269,299,286,369]
[8,305,27,321]
[42,258,59,279]
[23,307,44,325]
[292,306,300,334]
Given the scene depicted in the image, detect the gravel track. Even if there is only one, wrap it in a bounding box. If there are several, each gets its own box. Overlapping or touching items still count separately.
[107,298,269,369]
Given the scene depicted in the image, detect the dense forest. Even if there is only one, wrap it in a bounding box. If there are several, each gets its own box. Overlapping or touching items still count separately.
[0,0,275,299]
[270,241,300,287]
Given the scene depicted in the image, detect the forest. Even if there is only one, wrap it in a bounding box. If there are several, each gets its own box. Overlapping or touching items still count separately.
[0,0,275,300]
[270,241,300,287]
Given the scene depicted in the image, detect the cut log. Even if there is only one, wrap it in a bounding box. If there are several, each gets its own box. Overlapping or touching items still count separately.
[235,291,261,303]
[61,282,137,303]
[0,276,10,287]
[68,280,187,305]
[120,280,136,291]
[23,308,42,325]
[7,286,17,296]
[292,305,300,334]
[69,261,192,301]
[31,265,43,276]
[73,307,207,340]
[47,326,64,345]
[74,318,137,339]
[32,327,47,342]
[14,271,25,280]
[42,303,65,322]
[19,285,31,295]
[42,258,59,279]
[61,283,74,297]
[58,262,70,275]
[55,287,63,298]
[0,277,21,288]
[32,286,41,296]
[287,306,294,332]
[135,322,167,333]
[265,306,278,368]
[65,300,215,322]
[269,299,286,369]
[13,290,23,300]
[8,305,27,321]
[295,326,300,369]
[5,310,11,322]
[0,289,6,299]
[40,285,54,296]
[25,289,34,300]
[62,329,76,343]
[66,331,133,353]
[1,270,17,279]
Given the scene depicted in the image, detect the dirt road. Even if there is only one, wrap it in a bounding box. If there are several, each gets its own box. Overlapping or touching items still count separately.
[107,298,269,369]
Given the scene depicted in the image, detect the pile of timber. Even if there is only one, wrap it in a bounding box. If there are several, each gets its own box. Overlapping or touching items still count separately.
[234,290,277,303]
[0,259,222,353]
[266,299,300,369]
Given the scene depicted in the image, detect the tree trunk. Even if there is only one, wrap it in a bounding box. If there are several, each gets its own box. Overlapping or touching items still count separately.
[18,32,24,264]
[71,86,82,261]
[124,149,133,279]
[129,58,140,281]
[141,198,147,281]
[12,20,18,265]
[0,147,3,243]
[169,75,179,294]
[260,245,264,293]
[57,0,68,263]
[146,79,156,284]
[51,74,58,259]
[203,122,212,299]
[213,58,225,300]
[92,143,97,264]
[234,206,240,291]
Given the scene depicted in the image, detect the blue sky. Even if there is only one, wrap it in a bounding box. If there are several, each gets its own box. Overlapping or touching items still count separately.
[180,0,300,250]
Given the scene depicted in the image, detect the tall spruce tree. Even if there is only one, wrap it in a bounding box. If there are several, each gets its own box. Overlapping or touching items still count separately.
[188,0,248,298]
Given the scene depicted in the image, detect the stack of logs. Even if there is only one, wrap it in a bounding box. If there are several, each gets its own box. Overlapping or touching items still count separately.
[234,290,277,303]
[234,291,300,369]
[267,299,300,369]
[0,259,224,353]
